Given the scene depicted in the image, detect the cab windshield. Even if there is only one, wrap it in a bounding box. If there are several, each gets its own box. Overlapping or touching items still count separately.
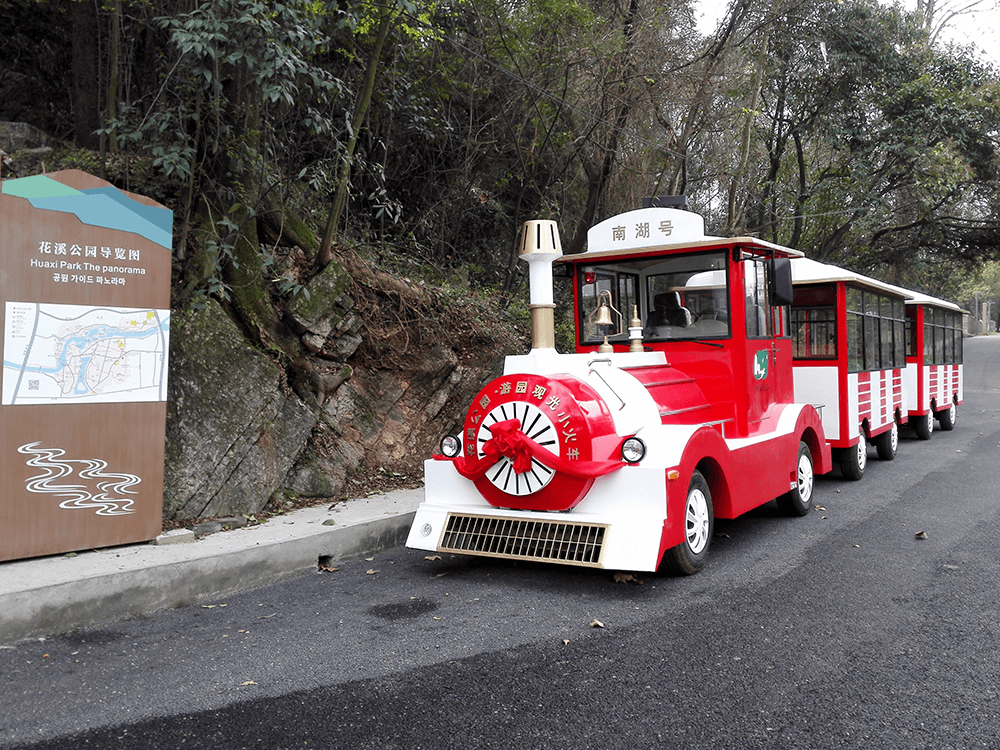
[577,251,730,345]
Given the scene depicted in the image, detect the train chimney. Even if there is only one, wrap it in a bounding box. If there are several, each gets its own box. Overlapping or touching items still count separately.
[518,220,563,351]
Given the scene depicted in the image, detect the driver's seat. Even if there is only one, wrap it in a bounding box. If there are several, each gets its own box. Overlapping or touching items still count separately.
[647,292,692,327]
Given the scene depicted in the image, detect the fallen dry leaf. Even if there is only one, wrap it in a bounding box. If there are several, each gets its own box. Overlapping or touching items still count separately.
[562,639,570,646]
[241,681,257,686]
[366,569,379,575]
[590,619,605,629]
[424,555,442,561]
[915,531,928,539]
[318,565,339,573]
[613,573,644,585]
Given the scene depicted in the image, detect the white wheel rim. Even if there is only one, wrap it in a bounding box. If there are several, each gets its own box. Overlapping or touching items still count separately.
[856,435,867,472]
[927,412,934,435]
[889,422,898,453]
[949,404,956,425]
[685,488,710,554]
[796,453,814,503]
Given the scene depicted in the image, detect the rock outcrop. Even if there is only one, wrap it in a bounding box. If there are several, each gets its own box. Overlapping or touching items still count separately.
[164,287,508,522]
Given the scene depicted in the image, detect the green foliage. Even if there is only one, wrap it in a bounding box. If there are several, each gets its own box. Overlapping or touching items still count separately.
[3,0,999,312]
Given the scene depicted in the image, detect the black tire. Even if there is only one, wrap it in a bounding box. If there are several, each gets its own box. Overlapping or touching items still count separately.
[914,411,934,440]
[839,433,866,481]
[937,402,957,431]
[875,421,899,461]
[778,441,814,517]
[661,470,713,575]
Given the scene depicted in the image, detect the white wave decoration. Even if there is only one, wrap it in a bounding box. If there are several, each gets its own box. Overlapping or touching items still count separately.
[17,442,140,516]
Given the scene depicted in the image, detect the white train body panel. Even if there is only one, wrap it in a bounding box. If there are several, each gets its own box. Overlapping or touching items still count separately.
[793,366,840,440]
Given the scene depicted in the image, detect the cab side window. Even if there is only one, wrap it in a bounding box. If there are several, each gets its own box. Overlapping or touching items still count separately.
[744,259,772,338]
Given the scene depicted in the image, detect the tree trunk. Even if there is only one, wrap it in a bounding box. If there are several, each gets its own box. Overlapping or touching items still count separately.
[318,3,398,265]
[69,0,102,150]
[725,1,776,234]
[563,0,640,255]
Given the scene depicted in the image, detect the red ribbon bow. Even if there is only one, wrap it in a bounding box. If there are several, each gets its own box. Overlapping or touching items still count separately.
[480,419,534,474]
[440,418,627,483]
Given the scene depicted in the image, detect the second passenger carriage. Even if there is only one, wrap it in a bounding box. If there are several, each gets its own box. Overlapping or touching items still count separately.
[789,258,911,479]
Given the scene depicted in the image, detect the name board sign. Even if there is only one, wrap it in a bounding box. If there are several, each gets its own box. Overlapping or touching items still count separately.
[0,170,172,560]
[586,207,706,254]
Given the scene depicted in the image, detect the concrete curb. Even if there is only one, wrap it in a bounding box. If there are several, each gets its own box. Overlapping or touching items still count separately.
[0,489,421,645]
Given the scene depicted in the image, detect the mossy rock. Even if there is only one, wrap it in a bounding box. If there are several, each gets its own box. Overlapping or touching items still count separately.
[286,259,353,337]
[164,299,317,520]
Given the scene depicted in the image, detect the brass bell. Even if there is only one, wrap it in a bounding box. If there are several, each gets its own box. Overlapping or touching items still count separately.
[593,303,614,327]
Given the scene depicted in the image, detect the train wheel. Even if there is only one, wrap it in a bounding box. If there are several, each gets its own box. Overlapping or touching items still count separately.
[839,434,866,481]
[875,421,899,461]
[937,403,957,431]
[662,471,713,575]
[914,411,934,440]
[778,441,814,517]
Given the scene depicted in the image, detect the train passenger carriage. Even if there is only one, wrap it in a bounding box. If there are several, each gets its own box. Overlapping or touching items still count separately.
[898,290,965,439]
[407,207,833,574]
[789,258,911,479]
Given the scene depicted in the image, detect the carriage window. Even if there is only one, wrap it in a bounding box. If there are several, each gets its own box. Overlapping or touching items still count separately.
[894,299,906,365]
[846,287,864,372]
[791,285,836,359]
[846,285,906,372]
[924,308,963,365]
[906,308,917,357]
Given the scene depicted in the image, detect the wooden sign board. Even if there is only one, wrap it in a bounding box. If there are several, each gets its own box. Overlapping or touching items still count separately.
[0,170,172,561]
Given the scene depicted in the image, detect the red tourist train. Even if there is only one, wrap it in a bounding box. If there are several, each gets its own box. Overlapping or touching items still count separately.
[406,207,965,573]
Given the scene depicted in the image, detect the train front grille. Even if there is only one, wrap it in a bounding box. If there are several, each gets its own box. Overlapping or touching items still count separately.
[440,514,607,567]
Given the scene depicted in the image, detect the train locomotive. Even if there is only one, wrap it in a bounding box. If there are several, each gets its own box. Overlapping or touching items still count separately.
[406,206,836,574]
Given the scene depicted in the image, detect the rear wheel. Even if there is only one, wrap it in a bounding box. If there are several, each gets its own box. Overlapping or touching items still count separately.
[937,402,957,431]
[914,411,934,440]
[875,421,899,461]
[778,441,814,517]
[839,434,867,481]
[661,471,713,575]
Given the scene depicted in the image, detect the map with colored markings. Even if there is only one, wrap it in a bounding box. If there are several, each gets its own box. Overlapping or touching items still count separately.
[2,302,170,405]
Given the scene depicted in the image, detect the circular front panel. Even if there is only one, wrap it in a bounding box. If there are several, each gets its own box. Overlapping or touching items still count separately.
[462,372,617,511]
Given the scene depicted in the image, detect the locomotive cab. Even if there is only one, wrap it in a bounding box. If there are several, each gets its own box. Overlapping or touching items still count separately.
[406,207,832,574]
[572,208,798,440]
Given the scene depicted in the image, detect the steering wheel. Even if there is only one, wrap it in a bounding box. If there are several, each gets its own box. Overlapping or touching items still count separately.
[693,309,727,322]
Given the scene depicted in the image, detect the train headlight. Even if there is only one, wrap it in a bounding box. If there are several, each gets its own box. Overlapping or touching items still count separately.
[440,434,462,458]
[621,437,646,464]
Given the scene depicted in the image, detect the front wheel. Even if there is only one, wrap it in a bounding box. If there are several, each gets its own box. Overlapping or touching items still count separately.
[914,411,934,440]
[875,421,899,461]
[778,441,814,517]
[661,471,713,576]
[937,403,957,431]
[839,434,867,481]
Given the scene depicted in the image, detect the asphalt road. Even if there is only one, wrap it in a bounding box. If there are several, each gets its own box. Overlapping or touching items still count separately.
[3,336,1000,749]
